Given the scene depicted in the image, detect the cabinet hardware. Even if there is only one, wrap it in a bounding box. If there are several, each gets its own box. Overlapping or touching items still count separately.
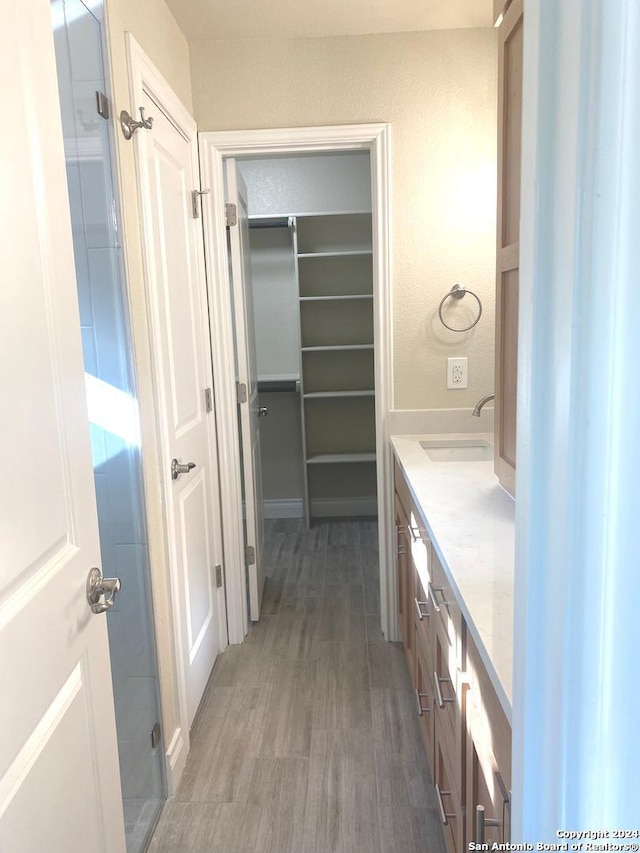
[435,784,456,825]
[395,523,407,555]
[415,688,430,717]
[414,597,430,621]
[434,670,455,709]
[428,581,448,611]
[408,524,422,542]
[475,805,501,844]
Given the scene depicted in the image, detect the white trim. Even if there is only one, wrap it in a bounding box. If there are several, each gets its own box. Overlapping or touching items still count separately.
[263,499,304,519]
[164,727,186,797]
[199,124,395,641]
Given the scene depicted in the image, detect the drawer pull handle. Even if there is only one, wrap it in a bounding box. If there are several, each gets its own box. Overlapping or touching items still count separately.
[427,581,447,611]
[434,670,455,709]
[415,688,430,717]
[414,596,429,621]
[435,784,456,825]
[408,524,422,542]
[475,805,501,844]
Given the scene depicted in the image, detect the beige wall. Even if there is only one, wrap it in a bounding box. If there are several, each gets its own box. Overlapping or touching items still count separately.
[190,29,498,409]
[104,0,192,773]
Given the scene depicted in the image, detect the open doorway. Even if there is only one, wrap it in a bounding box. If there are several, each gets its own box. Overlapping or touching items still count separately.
[225,151,378,624]
[199,126,394,644]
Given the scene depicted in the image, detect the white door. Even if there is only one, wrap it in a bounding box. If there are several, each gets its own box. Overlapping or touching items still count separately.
[225,160,265,621]
[136,88,225,726]
[0,3,125,852]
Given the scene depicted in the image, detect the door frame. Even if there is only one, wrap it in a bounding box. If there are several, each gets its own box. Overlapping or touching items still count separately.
[125,34,229,791]
[199,124,395,643]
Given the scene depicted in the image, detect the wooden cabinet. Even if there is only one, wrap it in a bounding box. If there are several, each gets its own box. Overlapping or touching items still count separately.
[394,463,511,853]
[495,0,523,497]
[465,633,512,844]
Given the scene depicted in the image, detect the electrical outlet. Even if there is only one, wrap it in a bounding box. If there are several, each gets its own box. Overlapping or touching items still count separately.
[447,357,468,389]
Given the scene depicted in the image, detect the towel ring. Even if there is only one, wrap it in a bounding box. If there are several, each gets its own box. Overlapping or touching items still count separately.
[438,284,483,332]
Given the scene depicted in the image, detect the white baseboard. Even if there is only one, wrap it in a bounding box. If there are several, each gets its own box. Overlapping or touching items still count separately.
[310,497,378,518]
[165,727,187,795]
[264,498,304,518]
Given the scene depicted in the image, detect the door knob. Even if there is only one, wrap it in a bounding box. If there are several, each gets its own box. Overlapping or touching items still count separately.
[258,406,269,417]
[87,567,122,614]
[171,459,196,480]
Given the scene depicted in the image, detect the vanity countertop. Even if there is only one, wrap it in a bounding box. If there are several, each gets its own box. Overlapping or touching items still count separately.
[390,433,515,722]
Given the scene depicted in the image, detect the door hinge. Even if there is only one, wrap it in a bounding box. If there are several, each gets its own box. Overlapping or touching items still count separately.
[215,564,223,588]
[95,90,110,120]
[245,545,255,566]
[236,381,247,404]
[204,387,213,412]
[225,203,237,227]
[192,188,210,219]
[151,721,162,749]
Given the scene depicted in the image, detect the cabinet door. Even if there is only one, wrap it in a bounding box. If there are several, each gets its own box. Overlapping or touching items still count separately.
[394,493,412,660]
[415,612,435,777]
[466,730,511,844]
[495,0,523,497]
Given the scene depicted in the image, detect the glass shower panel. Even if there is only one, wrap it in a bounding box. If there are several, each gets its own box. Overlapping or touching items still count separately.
[51,2,166,850]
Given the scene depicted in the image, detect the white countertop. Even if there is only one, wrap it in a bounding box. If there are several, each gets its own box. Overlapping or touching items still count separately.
[390,433,515,722]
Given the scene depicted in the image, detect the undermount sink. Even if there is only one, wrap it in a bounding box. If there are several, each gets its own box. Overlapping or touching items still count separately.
[419,438,494,462]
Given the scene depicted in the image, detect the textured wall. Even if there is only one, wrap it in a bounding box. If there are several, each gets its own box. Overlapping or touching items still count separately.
[191,29,498,409]
[104,0,193,774]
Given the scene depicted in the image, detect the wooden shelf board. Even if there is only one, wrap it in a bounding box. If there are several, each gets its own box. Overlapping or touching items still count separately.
[304,390,374,399]
[301,344,374,352]
[299,294,373,302]
[306,452,376,465]
[297,250,372,259]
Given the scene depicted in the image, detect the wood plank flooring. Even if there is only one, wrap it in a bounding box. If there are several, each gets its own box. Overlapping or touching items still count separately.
[148,519,447,853]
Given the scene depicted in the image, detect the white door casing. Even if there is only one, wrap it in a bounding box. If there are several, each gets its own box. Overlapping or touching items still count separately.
[225,160,265,622]
[199,125,393,645]
[0,2,126,851]
[127,38,227,733]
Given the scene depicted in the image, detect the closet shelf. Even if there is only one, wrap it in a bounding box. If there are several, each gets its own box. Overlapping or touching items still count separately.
[306,452,376,465]
[299,294,373,302]
[297,250,372,259]
[301,344,374,352]
[304,390,374,399]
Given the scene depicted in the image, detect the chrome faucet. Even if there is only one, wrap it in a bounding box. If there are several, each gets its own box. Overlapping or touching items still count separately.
[472,394,495,417]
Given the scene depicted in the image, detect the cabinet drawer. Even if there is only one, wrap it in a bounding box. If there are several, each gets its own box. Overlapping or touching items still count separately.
[467,726,511,845]
[435,731,464,853]
[415,623,435,777]
[413,567,433,656]
[430,548,463,668]
[394,459,413,518]
[466,634,511,791]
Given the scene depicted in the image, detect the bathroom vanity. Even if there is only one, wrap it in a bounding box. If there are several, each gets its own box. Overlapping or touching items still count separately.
[391,434,515,852]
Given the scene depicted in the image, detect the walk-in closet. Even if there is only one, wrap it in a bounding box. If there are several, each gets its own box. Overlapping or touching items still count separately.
[237,153,377,526]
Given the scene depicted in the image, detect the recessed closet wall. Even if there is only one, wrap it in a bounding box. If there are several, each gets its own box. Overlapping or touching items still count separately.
[237,152,375,522]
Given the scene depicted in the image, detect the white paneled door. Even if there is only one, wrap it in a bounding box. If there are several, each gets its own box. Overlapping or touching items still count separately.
[136,85,225,726]
[0,2,125,851]
[225,160,265,621]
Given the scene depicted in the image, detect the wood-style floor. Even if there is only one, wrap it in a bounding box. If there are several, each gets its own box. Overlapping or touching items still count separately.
[148,519,447,853]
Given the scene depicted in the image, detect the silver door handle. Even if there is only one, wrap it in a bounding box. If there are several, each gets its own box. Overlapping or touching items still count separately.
[171,459,196,480]
[87,567,122,614]
[258,406,269,417]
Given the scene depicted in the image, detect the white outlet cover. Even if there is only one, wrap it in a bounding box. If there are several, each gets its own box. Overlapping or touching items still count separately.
[447,357,468,389]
